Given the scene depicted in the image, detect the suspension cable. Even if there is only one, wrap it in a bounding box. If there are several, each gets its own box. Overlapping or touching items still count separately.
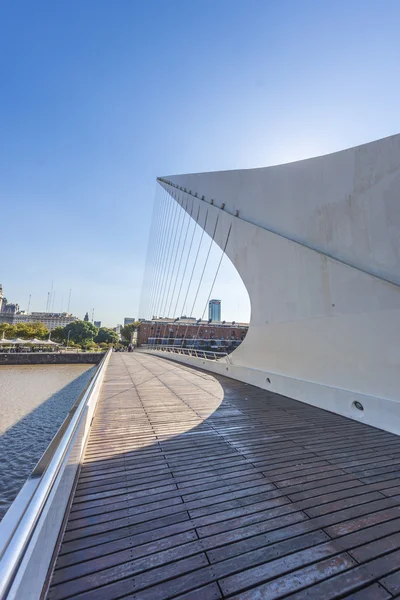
[139,185,161,318]
[150,186,173,318]
[181,212,219,342]
[159,192,188,342]
[153,188,179,318]
[188,214,219,319]
[162,193,188,319]
[172,201,199,318]
[147,187,167,319]
[194,222,233,341]
[158,190,182,317]
[166,196,193,319]
[150,186,171,318]
[180,208,209,317]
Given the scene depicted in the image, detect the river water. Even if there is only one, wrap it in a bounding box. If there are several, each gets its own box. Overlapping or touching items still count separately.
[0,364,95,519]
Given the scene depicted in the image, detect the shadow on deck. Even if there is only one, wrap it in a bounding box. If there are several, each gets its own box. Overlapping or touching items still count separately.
[46,353,400,600]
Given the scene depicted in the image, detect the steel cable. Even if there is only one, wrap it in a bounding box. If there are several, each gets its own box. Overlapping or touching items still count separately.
[180,208,209,317]
[165,196,193,319]
[148,187,168,318]
[194,222,233,341]
[162,193,187,319]
[171,201,199,318]
[153,188,178,318]
[151,187,173,318]
[139,185,161,317]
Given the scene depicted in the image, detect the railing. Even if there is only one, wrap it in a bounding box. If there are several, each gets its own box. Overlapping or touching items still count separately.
[140,344,232,363]
[0,349,112,600]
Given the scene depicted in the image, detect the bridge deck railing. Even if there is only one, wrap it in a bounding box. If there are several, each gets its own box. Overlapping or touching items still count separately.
[0,349,112,600]
[140,343,232,363]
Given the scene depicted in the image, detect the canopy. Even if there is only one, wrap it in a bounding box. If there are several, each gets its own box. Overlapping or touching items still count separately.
[0,337,59,345]
[26,338,58,345]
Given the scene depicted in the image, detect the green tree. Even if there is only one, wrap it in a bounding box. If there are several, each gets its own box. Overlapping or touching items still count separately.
[0,322,49,339]
[120,322,140,342]
[0,323,13,336]
[51,326,66,343]
[21,322,49,339]
[64,320,97,345]
[0,322,50,340]
[95,327,119,344]
[81,340,98,350]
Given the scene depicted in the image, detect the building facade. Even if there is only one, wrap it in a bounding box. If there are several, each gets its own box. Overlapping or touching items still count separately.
[0,284,78,330]
[208,299,221,322]
[137,318,248,350]
[124,317,136,326]
[94,321,102,328]
[0,312,78,331]
[1,303,19,314]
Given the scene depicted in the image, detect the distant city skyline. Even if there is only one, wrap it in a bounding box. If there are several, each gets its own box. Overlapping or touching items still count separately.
[2,1,400,324]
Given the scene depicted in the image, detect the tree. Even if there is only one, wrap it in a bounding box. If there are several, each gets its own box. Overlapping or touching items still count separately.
[14,322,49,339]
[64,320,97,344]
[0,321,49,339]
[0,323,14,338]
[51,326,66,343]
[95,327,119,344]
[120,322,140,342]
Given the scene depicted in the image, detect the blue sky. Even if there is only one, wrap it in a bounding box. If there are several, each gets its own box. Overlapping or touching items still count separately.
[1,0,400,326]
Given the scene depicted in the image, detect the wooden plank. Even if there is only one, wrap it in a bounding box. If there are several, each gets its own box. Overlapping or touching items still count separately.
[280,550,400,599]
[46,353,400,600]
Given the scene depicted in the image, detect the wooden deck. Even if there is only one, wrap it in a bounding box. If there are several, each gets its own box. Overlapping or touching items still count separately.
[47,352,400,600]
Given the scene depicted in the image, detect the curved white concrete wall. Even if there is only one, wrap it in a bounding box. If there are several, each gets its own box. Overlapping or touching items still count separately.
[158,134,400,434]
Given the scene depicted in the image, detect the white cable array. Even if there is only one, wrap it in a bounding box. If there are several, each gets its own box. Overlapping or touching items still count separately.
[140,182,233,343]
[152,189,178,318]
[147,187,168,319]
[138,185,162,318]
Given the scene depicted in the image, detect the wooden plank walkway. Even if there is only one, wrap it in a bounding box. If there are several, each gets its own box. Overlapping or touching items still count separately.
[47,352,400,600]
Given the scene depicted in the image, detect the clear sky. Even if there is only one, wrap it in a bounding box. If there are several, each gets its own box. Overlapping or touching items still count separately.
[1,0,400,326]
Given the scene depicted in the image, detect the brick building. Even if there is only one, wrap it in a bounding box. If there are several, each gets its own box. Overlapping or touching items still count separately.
[137,318,248,351]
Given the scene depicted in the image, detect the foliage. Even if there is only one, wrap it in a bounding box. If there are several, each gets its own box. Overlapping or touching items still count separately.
[95,327,119,344]
[0,319,125,349]
[81,340,97,350]
[98,342,112,349]
[120,322,140,342]
[51,326,66,342]
[0,321,49,339]
[0,323,13,337]
[64,320,97,344]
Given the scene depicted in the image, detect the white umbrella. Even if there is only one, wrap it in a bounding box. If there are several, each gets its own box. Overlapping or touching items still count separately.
[0,338,12,345]
[10,338,29,344]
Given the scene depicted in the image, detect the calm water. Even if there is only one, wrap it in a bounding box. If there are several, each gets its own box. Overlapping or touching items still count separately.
[0,364,95,519]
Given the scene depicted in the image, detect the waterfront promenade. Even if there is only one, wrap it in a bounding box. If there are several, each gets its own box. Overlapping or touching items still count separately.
[47,353,400,599]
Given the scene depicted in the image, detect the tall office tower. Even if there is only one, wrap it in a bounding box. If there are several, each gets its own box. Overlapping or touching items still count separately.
[208,299,221,322]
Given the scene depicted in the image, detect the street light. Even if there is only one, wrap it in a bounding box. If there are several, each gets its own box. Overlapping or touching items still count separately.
[66,330,71,350]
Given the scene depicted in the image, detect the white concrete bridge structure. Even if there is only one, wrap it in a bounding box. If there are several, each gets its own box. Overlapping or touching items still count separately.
[156,134,400,435]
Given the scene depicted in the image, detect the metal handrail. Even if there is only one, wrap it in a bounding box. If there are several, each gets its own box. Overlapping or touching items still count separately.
[0,349,112,598]
[141,344,229,362]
